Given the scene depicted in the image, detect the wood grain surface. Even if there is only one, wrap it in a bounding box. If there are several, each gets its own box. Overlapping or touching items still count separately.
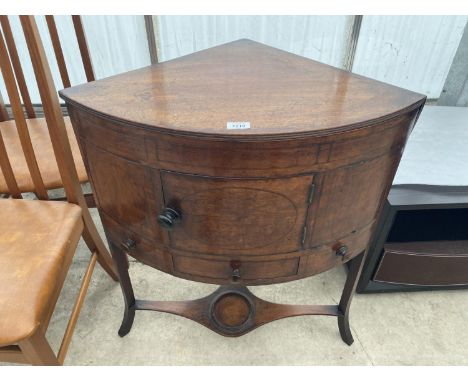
[60,39,424,138]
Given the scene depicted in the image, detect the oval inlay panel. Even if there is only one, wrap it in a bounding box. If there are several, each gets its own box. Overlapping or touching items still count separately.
[179,187,297,250]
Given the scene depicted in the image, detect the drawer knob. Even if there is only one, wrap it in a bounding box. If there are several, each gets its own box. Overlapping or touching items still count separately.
[121,238,136,252]
[335,245,348,257]
[157,207,181,230]
[231,260,241,282]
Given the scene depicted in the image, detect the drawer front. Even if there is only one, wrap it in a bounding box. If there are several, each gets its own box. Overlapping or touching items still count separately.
[101,212,172,273]
[304,223,374,276]
[159,171,314,256]
[101,204,372,285]
[173,255,300,284]
[374,242,468,286]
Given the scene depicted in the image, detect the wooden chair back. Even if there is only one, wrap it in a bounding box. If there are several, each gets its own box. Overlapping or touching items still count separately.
[0,14,116,270]
[0,15,117,365]
[46,15,96,88]
[0,15,95,200]
[0,15,94,122]
[0,86,9,121]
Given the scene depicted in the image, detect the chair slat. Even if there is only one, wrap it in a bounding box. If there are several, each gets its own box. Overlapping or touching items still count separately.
[0,26,48,199]
[45,16,71,89]
[0,16,36,119]
[20,16,82,203]
[71,16,95,82]
[0,89,9,121]
[21,16,118,282]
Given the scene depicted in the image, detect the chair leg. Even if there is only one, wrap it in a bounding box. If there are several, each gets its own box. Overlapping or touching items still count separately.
[81,220,119,281]
[110,243,136,337]
[18,328,59,366]
[337,251,366,345]
[56,253,97,365]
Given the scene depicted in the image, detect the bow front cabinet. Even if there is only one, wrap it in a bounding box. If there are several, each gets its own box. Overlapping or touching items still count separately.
[60,39,425,343]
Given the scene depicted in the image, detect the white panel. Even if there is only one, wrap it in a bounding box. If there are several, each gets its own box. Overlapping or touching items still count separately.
[353,16,468,98]
[0,15,150,103]
[458,81,468,106]
[0,16,64,105]
[394,106,468,186]
[156,15,350,68]
[81,16,150,79]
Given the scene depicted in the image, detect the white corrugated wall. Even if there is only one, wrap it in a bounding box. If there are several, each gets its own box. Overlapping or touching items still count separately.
[156,15,467,98]
[156,15,352,68]
[353,16,467,98]
[0,15,150,103]
[0,15,467,102]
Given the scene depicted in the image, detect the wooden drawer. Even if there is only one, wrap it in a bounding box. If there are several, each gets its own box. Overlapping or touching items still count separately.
[374,241,468,286]
[173,254,300,284]
[101,212,172,273]
[304,223,374,276]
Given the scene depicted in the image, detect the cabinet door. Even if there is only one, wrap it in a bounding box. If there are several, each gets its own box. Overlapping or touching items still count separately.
[159,171,314,256]
[84,142,162,241]
[307,151,399,247]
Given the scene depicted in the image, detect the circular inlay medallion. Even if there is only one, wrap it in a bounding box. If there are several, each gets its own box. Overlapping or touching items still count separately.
[212,293,251,328]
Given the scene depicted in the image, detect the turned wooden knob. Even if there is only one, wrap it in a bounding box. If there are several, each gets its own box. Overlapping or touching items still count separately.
[231,260,241,282]
[335,245,348,257]
[157,207,181,230]
[232,269,241,282]
[121,238,136,252]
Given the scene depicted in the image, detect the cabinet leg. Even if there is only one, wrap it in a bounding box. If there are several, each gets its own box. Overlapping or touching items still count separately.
[338,315,353,345]
[108,243,367,344]
[337,251,366,346]
[110,243,136,337]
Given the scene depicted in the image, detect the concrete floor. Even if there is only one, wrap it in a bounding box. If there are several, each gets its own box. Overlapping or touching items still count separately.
[3,208,468,365]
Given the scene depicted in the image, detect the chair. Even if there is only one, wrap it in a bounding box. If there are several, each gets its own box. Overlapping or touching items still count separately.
[0,15,95,204]
[0,16,118,365]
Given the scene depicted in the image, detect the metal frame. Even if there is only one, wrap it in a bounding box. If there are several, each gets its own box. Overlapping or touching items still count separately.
[343,15,363,71]
[144,15,159,64]
[438,21,468,106]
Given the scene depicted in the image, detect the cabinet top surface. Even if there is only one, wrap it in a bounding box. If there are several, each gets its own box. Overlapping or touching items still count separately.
[60,39,425,138]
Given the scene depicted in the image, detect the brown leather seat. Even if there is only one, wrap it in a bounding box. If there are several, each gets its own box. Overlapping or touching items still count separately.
[0,199,83,346]
[0,117,87,193]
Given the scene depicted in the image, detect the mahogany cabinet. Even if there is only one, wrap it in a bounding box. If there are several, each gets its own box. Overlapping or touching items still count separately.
[60,39,426,344]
